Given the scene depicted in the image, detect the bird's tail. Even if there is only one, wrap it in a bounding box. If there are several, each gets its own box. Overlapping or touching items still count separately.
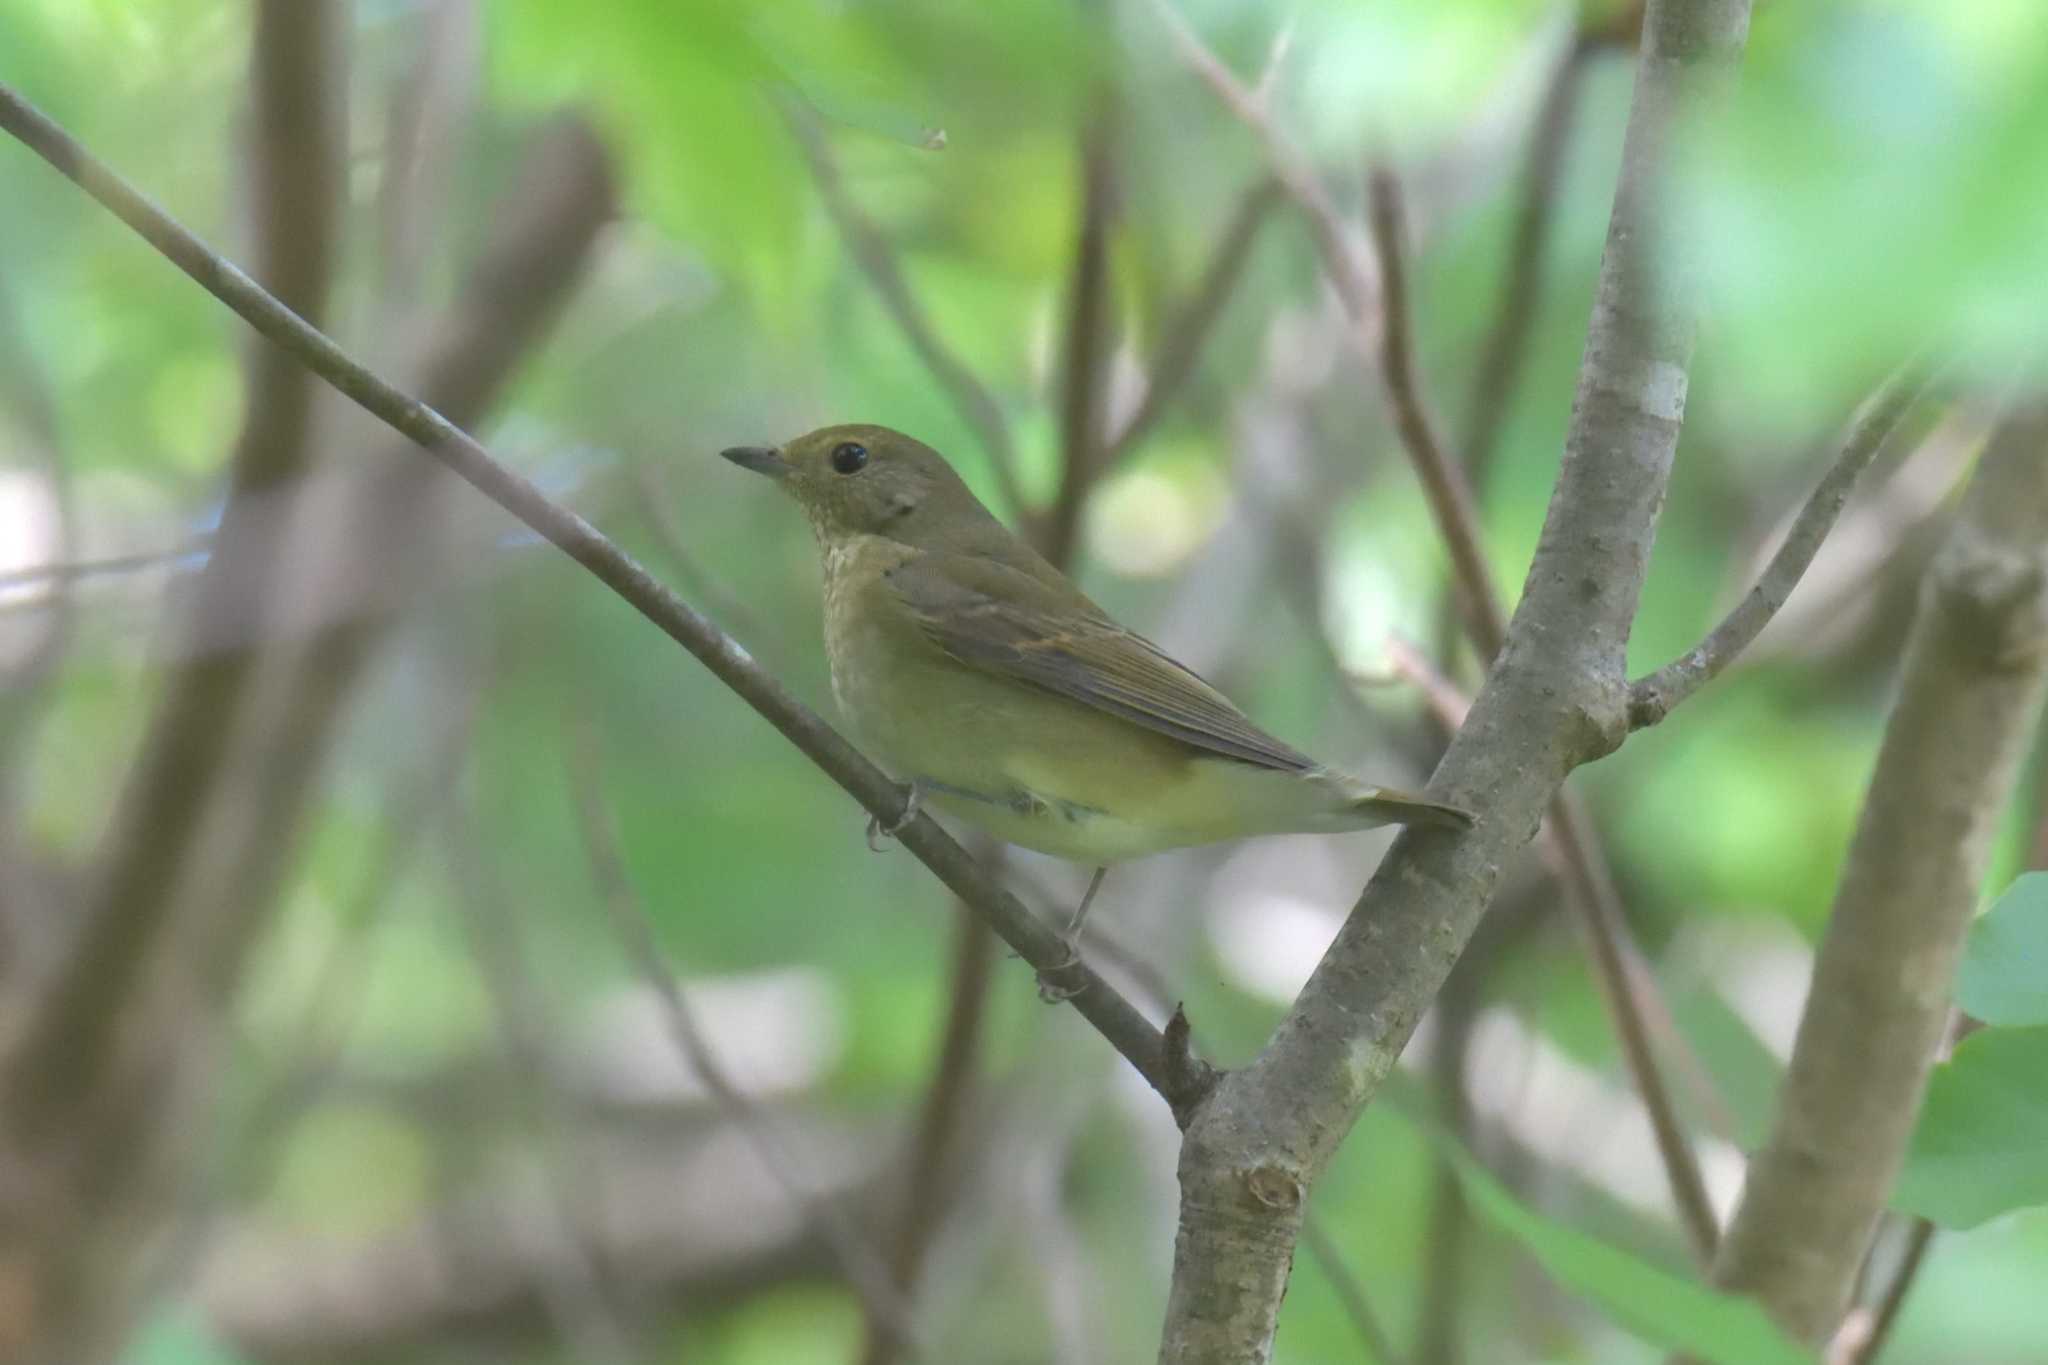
[1345,785,1474,831]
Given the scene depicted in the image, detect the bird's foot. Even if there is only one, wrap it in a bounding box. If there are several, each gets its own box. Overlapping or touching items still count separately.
[864,780,923,852]
[1035,948,1084,1004]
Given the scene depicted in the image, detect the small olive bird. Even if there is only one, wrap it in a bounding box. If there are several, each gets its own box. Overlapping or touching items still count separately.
[721,424,1472,943]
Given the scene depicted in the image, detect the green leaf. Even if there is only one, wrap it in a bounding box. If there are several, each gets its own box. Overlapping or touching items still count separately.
[1958,873,2048,1026]
[1416,1128,1813,1364]
[1895,1026,2048,1229]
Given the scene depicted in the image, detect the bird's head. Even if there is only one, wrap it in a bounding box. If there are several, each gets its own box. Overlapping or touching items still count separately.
[721,424,1001,547]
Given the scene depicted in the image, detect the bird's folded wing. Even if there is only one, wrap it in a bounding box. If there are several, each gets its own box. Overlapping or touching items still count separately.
[885,552,1314,772]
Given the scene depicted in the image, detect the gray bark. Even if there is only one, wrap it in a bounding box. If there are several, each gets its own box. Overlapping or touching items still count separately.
[1707,403,2048,1342]
[1156,3,1754,1359]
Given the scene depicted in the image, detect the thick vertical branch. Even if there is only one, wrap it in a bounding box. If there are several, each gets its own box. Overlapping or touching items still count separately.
[6,0,348,1133]
[1162,1,1728,1259]
[1707,404,2048,1343]
[1041,109,1119,569]
[1156,4,1753,1360]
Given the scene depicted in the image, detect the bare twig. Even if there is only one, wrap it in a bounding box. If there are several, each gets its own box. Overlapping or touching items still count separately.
[564,716,926,1357]
[374,0,478,318]
[1144,0,1348,292]
[857,901,996,1365]
[1102,176,1283,471]
[150,699,475,1311]
[0,543,213,594]
[1629,361,1936,728]
[1382,633,1476,731]
[1389,656,1722,1257]
[626,460,789,663]
[1041,108,1120,569]
[1546,792,1721,1260]
[1828,1219,1934,1365]
[1459,34,1597,493]
[785,106,1027,520]
[0,83,1187,1112]
[1365,168,1505,652]
[443,797,642,1365]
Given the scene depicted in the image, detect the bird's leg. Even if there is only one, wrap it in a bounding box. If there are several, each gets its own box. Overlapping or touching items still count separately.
[1036,866,1108,1004]
[1063,865,1109,945]
[864,779,923,852]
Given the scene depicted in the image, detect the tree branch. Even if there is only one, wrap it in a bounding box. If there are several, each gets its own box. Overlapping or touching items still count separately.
[563,719,922,1353]
[1365,168,1505,652]
[4,0,348,1136]
[0,81,1191,1116]
[1156,0,1734,1270]
[442,796,642,1365]
[1829,1218,1934,1365]
[1155,3,1754,1357]
[1040,105,1120,569]
[1706,399,2048,1344]
[1629,360,1937,729]
[1459,35,1592,494]
[1101,175,1282,472]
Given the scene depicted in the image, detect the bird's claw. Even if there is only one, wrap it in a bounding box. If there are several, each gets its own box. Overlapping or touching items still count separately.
[1035,944,1084,1004]
[865,781,922,852]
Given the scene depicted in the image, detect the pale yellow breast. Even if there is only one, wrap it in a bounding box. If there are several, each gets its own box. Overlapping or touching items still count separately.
[818,534,929,764]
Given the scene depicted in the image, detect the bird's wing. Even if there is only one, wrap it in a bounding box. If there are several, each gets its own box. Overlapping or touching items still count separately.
[885,552,1315,772]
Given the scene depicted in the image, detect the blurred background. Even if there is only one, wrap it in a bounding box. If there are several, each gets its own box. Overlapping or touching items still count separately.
[2,1,2046,1362]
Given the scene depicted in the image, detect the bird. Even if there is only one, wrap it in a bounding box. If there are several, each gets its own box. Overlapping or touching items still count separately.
[720,423,1472,947]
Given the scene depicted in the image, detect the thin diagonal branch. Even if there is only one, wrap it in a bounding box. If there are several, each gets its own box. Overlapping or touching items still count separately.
[627,459,789,664]
[1041,107,1120,569]
[786,107,1028,520]
[1829,1219,1934,1365]
[443,798,641,1365]
[1629,361,1937,728]
[1545,791,1720,1260]
[1144,0,1352,304]
[1459,27,1602,493]
[1102,175,1283,472]
[0,81,1194,1117]
[857,891,996,1365]
[1365,168,1505,652]
[564,718,923,1354]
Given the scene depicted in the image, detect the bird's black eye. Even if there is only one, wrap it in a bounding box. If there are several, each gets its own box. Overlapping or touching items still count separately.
[830,441,869,475]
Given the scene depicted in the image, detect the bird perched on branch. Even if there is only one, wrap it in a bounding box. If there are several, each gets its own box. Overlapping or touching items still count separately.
[721,424,1471,944]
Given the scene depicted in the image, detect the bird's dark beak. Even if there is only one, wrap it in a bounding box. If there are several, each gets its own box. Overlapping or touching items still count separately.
[720,445,792,479]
